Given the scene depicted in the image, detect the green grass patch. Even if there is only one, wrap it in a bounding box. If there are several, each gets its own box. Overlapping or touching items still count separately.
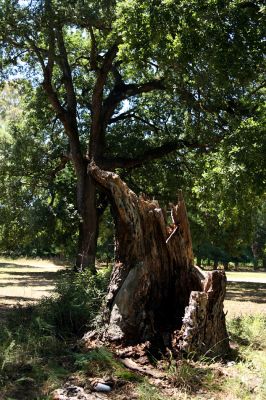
[0,268,111,399]
[227,314,266,350]
[224,314,266,400]
[137,381,169,400]
[74,347,142,382]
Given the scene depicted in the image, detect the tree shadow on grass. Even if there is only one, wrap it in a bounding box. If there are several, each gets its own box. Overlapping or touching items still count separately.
[0,265,65,309]
[226,281,266,304]
[0,262,65,269]
[0,270,62,287]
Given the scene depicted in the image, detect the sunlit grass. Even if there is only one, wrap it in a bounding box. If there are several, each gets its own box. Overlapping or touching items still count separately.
[226,271,266,281]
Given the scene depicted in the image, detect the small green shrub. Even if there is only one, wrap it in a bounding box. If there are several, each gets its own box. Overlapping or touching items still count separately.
[227,315,266,350]
[37,268,111,337]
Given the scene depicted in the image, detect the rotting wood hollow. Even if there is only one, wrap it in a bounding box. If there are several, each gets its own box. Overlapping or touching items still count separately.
[84,162,229,357]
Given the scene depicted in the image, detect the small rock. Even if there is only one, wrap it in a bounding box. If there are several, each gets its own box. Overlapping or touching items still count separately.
[94,383,111,392]
[226,361,236,367]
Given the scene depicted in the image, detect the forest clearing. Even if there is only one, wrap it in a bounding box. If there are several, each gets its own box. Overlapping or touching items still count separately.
[0,0,265,399]
[0,259,265,399]
[0,259,265,317]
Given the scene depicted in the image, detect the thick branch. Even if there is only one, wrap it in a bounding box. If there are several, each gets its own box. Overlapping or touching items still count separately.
[36,27,84,175]
[103,79,165,125]
[89,26,98,71]
[102,139,204,170]
[56,27,77,115]
[109,109,137,124]
[89,43,119,158]
[49,154,71,180]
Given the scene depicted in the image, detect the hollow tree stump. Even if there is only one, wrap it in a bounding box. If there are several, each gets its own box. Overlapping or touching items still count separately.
[88,163,229,357]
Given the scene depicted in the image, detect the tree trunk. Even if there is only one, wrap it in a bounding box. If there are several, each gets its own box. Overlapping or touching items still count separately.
[178,270,228,356]
[223,261,229,271]
[75,174,98,273]
[88,163,229,357]
[213,259,219,270]
[197,256,202,268]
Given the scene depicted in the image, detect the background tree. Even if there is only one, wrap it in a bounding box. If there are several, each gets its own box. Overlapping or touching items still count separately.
[0,83,78,257]
[0,0,265,271]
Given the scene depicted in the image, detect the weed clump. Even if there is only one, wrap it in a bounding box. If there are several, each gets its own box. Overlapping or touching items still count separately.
[38,268,111,337]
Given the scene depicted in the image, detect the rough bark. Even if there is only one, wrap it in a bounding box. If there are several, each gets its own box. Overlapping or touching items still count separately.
[178,270,228,356]
[75,174,98,273]
[213,259,219,270]
[88,164,229,357]
[223,261,229,271]
[197,256,202,268]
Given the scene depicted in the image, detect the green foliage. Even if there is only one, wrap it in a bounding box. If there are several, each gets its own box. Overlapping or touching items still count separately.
[224,315,266,400]
[137,381,169,400]
[0,0,265,266]
[0,83,79,258]
[37,268,111,337]
[227,315,266,350]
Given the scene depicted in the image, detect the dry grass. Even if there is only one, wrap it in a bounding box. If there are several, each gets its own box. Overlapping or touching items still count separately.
[0,257,67,307]
[225,280,266,318]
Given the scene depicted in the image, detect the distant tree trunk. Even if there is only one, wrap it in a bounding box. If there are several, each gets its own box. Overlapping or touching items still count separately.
[252,242,259,271]
[75,173,98,273]
[213,259,219,270]
[87,164,229,357]
[253,258,258,271]
[263,257,266,272]
[234,262,239,271]
[223,262,229,271]
[197,256,202,268]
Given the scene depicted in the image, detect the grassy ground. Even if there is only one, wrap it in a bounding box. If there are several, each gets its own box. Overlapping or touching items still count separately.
[226,271,266,283]
[0,258,66,309]
[0,260,265,399]
[225,280,266,318]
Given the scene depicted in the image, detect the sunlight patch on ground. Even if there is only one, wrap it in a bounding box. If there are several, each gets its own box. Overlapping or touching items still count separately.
[0,258,67,307]
[226,271,266,283]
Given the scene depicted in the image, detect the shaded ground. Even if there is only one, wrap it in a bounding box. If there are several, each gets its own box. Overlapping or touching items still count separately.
[0,258,66,309]
[223,271,266,318]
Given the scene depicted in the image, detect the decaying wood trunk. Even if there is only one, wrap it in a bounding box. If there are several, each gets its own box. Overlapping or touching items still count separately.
[88,163,229,357]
